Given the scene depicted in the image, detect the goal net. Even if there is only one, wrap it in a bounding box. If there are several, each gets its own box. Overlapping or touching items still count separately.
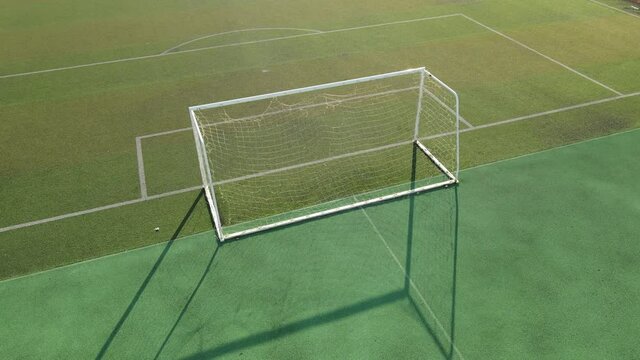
[189,67,459,241]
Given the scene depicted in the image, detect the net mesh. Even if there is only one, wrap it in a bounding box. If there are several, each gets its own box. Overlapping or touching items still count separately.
[192,69,458,236]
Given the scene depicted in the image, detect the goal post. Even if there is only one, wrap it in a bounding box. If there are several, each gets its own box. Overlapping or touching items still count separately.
[189,67,459,241]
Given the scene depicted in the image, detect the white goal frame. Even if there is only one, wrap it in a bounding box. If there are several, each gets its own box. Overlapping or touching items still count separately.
[189,67,459,241]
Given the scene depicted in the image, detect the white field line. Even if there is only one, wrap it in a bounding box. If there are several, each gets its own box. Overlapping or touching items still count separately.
[460,91,640,132]
[0,14,459,79]
[0,186,200,234]
[197,86,422,127]
[215,140,414,185]
[142,85,471,141]
[422,86,473,128]
[588,0,640,19]
[181,92,640,187]
[138,126,192,140]
[2,92,638,235]
[461,126,640,174]
[459,14,624,96]
[136,137,148,199]
[161,27,324,55]
[422,92,640,139]
[146,87,421,141]
[359,206,466,360]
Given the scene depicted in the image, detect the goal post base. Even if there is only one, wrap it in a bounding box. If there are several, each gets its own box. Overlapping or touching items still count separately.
[221,179,458,242]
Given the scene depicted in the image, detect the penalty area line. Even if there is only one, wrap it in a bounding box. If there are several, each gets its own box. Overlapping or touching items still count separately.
[0,186,201,234]
[458,14,623,96]
[136,137,148,199]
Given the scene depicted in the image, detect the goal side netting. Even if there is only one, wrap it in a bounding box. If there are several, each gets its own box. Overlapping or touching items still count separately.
[189,67,459,241]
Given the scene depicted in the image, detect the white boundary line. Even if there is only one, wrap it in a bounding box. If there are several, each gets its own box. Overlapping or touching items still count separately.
[140,85,473,141]
[140,91,639,142]
[458,14,623,96]
[460,91,640,132]
[360,206,466,360]
[461,126,640,174]
[588,0,640,19]
[136,137,148,199]
[214,140,413,186]
[2,91,638,235]
[0,186,200,234]
[138,126,192,140]
[160,27,324,55]
[0,14,459,79]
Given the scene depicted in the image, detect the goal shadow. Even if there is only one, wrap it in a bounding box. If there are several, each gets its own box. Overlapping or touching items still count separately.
[175,182,460,359]
[95,189,220,360]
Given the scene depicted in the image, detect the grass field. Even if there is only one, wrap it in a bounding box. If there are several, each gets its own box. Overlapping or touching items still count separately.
[1,0,639,357]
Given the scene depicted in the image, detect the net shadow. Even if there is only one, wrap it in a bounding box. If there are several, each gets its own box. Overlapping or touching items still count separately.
[405,186,460,360]
[178,182,460,358]
[179,290,406,359]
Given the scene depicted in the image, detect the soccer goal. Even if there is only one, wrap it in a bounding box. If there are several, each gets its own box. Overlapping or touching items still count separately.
[189,67,459,241]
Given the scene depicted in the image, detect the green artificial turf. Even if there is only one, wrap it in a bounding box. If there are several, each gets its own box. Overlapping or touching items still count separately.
[1,129,638,359]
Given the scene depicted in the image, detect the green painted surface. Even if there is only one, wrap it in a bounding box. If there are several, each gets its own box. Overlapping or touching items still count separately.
[2,129,638,359]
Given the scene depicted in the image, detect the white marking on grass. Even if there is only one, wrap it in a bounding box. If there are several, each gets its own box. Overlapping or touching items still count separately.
[141,85,472,141]
[588,0,640,18]
[161,27,324,55]
[459,14,624,96]
[139,86,473,139]
[422,85,473,128]
[0,14,459,79]
[359,206,466,360]
[136,137,148,199]
[215,140,414,186]
[462,126,640,174]
[0,186,200,234]
[460,91,640,133]
[138,126,192,140]
[422,91,640,139]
